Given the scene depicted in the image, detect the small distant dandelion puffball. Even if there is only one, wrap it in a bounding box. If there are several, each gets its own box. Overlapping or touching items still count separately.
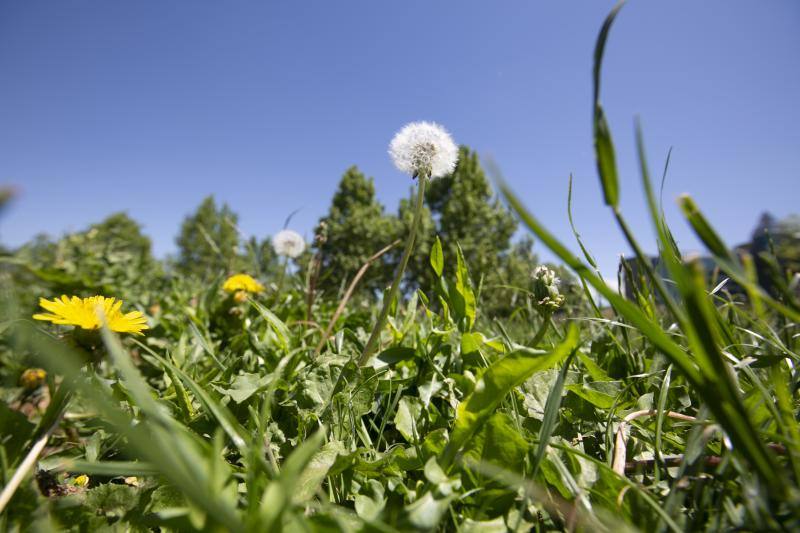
[272,229,305,258]
[389,121,458,178]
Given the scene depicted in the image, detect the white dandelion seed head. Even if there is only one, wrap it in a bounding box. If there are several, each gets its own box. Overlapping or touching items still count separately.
[272,229,306,258]
[389,121,458,178]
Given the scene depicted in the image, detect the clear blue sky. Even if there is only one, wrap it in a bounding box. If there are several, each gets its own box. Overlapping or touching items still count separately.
[1,1,798,279]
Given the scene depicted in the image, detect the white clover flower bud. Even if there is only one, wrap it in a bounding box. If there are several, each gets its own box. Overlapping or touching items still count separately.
[389,121,458,178]
[532,265,565,312]
[272,229,306,258]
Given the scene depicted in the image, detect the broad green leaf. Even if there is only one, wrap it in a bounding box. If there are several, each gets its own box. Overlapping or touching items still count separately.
[565,382,620,409]
[215,372,273,404]
[375,346,417,367]
[146,484,188,515]
[354,479,385,521]
[430,235,444,277]
[463,412,529,473]
[85,484,140,519]
[442,326,579,468]
[450,244,476,330]
[460,331,483,355]
[577,351,612,382]
[405,491,454,530]
[395,396,423,443]
[292,440,346,504]
[461,518,508,533]
[279,429,326,488]
[250,299,291,350]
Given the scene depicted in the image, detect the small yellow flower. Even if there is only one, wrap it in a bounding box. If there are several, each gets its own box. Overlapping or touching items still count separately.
[223,274,264,294]
[20,368,47,389]
[33,295,149,335]
[73,474,89,487]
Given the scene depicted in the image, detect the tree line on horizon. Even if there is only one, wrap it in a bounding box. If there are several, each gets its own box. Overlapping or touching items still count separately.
[6,146,580,318]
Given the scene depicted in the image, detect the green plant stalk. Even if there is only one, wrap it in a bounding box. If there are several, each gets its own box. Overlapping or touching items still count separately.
[275,255,289,298]
[611,206,686,326]
[529,310,551,347]
[359,174,427,366]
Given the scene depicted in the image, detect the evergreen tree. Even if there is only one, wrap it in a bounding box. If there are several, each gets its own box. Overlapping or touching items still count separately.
[243,236,281,280]
[410,146,517,294]
[315,166,401,297]
[176,196,243,280]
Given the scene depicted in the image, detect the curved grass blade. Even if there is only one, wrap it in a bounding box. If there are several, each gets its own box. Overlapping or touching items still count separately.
[442,325,579,469]
[532,350,576,477]
[592,0,627,207]
[16,323,245,531]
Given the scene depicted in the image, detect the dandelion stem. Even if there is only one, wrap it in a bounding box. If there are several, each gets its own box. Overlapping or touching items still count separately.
[274,256,289,298]
[359,175,427,366]
[530,311,551,347]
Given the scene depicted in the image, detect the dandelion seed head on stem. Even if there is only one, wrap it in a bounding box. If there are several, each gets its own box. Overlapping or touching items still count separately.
[389,121,458,178]
[272,229,306,258]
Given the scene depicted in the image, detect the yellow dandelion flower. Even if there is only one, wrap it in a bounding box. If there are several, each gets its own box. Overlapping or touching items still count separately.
[20,368,47,389]
[223,274,264,294]
[33,295,149,336]
[73,474,89,487]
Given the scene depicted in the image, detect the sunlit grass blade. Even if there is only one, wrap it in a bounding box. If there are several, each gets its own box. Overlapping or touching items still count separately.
[149,351,249,455]
[678,194,800,320]
[592,0,626,207]
[54,460,160,477]
[258,428,326,529]
[531,350,576,477]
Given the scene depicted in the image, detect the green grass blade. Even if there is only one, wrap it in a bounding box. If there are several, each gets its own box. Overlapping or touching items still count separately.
[442,325,579,469]
[592,0,626,207]
[531,350,576,477]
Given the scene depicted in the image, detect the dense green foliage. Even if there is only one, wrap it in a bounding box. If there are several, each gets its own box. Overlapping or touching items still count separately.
[176,196,244,281]
[315,166,401,298]
[11,212,161,306]
[419,146,517,288]
[1,3,800,532]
